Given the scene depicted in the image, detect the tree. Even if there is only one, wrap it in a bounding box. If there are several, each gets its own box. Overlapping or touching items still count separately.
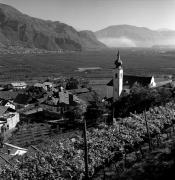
[64,106,83,121]
[114,85,174,118]
[66,77,79,90]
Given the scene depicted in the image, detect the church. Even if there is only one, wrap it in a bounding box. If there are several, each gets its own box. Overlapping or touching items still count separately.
[106,51,157,100]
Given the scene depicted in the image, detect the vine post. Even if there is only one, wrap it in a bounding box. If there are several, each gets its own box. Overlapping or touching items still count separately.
[144,110,152,151]
[171,103,175,132]
[82,115,89,179]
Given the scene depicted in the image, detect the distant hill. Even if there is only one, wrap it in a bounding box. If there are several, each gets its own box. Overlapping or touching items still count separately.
[95,25,175,47]
[0,3,106,52]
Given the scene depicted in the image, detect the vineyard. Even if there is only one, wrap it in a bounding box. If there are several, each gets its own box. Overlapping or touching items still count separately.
[8,123,51,147]
[1,102,175,179]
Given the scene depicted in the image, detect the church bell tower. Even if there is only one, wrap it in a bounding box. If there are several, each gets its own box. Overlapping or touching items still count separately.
[113,51,123,102]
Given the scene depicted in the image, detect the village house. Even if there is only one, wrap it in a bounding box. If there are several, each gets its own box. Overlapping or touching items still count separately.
[13,94,37,109]
[43,82,54,91]
[11,82,27,89]
[0,86,5,91]
[33,82,45,89]
[59,90,70,105]
[3,143,27,156]
[34,82,55,91]
[0,99,15,110]
[0,106,20,132]
[40,87,89,114]
[0,143,27,168]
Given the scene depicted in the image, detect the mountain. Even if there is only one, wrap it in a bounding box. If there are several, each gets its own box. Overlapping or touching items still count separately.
[79,30,107,50]
[95,25,175,47]
[0,3,106,52]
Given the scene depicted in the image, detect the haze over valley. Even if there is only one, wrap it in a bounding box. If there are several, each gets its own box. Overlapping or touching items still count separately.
[95,25,175,48]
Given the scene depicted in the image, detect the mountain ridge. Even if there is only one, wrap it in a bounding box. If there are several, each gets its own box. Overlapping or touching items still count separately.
[0,3,106,52]
[95,25,175,47]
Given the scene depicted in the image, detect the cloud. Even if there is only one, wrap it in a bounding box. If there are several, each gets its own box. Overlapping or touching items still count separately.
[98,37,137,47]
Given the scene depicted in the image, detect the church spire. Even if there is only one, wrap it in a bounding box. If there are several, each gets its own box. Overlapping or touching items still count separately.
[117,50,121,61]
[115,50,122,69]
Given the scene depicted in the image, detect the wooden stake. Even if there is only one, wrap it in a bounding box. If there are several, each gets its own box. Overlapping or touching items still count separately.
[156,134,160,147]
[83,115,89,179]
[139,145,144,158]
[144,110,152,151]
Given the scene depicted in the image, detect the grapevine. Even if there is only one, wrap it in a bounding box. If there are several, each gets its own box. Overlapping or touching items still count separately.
[1,102,175,179]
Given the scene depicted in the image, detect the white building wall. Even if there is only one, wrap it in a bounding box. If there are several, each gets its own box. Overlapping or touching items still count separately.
[113,68,123,102]
[5,102,15,110]
[7,112,20,129]
[149,76,157,88]
[11,82,27,89]
[119,69,123,96]
[107,86,113,99]
[0,123,5,132]
[10,149,27,156]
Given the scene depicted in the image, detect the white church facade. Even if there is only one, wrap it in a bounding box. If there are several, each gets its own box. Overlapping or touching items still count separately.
[106,51,157,99]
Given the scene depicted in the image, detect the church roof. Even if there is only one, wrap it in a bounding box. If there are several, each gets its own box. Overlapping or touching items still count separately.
[107,75,153,88]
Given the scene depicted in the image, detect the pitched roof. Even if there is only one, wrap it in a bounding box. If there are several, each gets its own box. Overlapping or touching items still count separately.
[14,94,33,105]
[33,83,44,88]
[0,143,27,166]
[0,152,12,167]
[69,88,89,94]
[0,106,8,116]
[0,91,18,100]
[107,75,153,88]
[43,82,53,86]
[4,143,27,151]
[0,99,9,106]
[76,91,97,105]
[11,82,27,87]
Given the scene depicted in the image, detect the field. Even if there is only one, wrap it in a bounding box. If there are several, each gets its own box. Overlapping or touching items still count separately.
[0,48,175,83]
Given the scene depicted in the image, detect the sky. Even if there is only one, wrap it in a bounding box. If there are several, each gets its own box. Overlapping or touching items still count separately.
[0,0,175,31]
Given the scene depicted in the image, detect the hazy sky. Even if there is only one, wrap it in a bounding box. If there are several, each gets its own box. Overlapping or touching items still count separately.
[0,0,175,31]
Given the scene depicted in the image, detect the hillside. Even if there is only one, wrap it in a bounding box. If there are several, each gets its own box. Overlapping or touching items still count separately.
[95,25,175,47]
[0,3,106,52]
